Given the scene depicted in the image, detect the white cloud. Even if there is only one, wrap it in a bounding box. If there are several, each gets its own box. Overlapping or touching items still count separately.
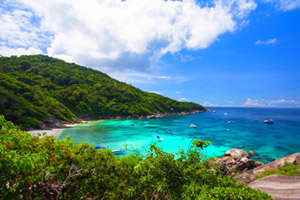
[269,99,300,106]
[1,0,257,73]
[243,98,300,107]
[0,46,42,56]
[243,98,265,106]
[203,101,218,106]
[263,0,300,11]
[176,91,181,94]
[147,91,162,95]
[255,38,277,45]
[0,2,51,51]
[179,97,190,102]
[109,70,187,84]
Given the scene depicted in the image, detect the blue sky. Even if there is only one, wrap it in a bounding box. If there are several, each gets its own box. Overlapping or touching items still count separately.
[1,0,300,107]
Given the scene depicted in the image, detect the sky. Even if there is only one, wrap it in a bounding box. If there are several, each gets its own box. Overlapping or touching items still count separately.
[1,0,300,107]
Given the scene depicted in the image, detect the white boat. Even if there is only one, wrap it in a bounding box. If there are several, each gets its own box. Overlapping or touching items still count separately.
[156,136,164,140]
[189,123,197,128]
[264,119,274,124]
[228,121,231,123]
[224,113,228,116]
[111,150,125,155]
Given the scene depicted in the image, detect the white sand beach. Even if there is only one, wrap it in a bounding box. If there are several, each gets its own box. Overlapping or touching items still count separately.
[28,128,63,137]
[28,123,79,138]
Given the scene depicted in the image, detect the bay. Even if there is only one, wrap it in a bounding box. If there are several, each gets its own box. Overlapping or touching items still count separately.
[58,107,300,163]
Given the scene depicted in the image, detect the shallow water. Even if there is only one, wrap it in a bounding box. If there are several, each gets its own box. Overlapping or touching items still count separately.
[59,107,300,163]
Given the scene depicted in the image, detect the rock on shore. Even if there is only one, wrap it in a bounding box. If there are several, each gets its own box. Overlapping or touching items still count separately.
[248,175,300,200]
[220,149,255,175]
[234,152,300,185]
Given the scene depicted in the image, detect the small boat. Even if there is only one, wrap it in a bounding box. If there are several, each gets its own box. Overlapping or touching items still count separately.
[144,121,150,124]
[264,119,274,124]
[228,121,231,124]
[173,120,180,123]
[156,136,164,140]
[130,123,134,126]
[189,123,197,128]
[227,129,231,132]
[224,113,228,116]
[112,150,125,155]
[95,146,108,150]
[167,130,172,133]
[212,110,216,113]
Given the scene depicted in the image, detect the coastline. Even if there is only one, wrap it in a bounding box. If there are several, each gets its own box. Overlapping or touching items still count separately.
[28,122,81,138]
[28,109,207,134]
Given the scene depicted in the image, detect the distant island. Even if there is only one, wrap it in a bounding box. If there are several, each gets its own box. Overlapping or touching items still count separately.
[0,55,205,130]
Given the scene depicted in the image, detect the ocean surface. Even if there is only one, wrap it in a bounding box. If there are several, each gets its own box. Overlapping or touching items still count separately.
[58,107,300,163]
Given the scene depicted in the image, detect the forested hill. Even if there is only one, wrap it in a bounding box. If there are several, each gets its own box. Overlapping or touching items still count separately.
[0,55,205,129]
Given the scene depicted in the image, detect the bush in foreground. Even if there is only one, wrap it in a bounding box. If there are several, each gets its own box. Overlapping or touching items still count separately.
[0,115,271,199]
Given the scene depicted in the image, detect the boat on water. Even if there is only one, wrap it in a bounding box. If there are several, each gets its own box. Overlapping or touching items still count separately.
[224,113,228,116]
[111,150,125,155]
[173,120,180,123]
[156,136,164,140]
[264,119,274,124]
[212,110,216,113]
[189,123,197,128]
[95,146,107,150]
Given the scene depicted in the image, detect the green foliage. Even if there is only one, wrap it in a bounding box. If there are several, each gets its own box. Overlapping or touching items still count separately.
[256,162,300,179]
[0,55,205,129]
[192,139,211,150]
[0,115,271,199]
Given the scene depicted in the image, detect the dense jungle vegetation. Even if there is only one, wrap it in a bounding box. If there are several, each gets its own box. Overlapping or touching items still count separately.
[0,115,271,199]
[0,55,204,129]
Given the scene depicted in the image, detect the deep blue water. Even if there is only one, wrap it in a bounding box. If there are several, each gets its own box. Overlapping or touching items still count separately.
[59,107,300,163]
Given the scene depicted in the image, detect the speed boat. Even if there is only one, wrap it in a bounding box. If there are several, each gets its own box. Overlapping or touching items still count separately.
[156,136,164,140]
[264,119,274,124]
[112,150,125,155]
[189,123,197,128]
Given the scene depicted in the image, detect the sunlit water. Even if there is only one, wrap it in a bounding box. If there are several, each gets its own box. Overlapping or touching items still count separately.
[58,107,300,163]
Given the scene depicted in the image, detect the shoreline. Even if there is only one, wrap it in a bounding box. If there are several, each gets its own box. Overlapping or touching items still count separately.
[28,109,207,136]
[28,122,80,138]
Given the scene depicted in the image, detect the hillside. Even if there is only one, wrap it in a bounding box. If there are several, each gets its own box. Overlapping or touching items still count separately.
[0,55,205,129]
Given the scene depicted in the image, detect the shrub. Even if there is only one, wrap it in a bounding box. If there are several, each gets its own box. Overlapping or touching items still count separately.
[0,115,271,199]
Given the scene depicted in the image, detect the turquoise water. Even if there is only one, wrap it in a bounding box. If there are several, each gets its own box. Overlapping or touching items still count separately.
[58,107,300,163]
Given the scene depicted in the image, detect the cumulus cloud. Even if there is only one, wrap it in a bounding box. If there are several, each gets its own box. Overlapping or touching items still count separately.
[243,98,300,107]
[263,0,300,11]
[255,38,277,45]
[243,98,265,106]
[1,0,257,73]
[147,91,162,95]
[179,97,190,102]
[203,101,218,106]
[0,46,42,56]
[176,91,181,94]
[269,99,300,107]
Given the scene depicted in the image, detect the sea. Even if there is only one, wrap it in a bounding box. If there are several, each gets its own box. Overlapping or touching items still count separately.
[58,107,300,163]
